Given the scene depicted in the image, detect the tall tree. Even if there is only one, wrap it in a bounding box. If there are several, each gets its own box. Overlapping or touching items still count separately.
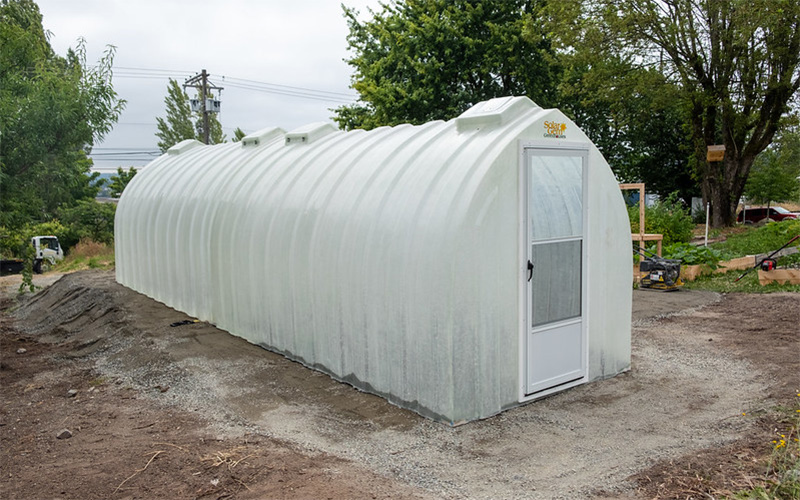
[560,0,800,227]
[107,166,137,198]
[155,79,226,152]
[744,124,800,207]
[334,0,561,130]
[556,50,696,201]
[155,79,195,152]
[0,0,124,228]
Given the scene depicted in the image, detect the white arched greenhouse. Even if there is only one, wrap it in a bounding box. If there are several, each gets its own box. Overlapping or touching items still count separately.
[116,96,632,424]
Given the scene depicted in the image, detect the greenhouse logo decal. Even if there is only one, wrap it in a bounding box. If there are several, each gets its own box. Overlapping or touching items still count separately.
[544,121,567,139]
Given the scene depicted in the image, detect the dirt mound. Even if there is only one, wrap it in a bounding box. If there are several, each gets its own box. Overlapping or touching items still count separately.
[15,270,128,345]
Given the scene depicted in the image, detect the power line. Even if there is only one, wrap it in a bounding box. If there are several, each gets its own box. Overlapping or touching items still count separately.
[107,66,358,103]
[115,66,194,74]
[220,75,355,98]
[222,81,354,103]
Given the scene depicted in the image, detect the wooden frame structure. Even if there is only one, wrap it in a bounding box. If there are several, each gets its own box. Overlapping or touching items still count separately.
[619,183,663,256]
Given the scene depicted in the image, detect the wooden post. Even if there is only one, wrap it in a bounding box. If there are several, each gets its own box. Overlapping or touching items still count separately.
[620,183,664,282]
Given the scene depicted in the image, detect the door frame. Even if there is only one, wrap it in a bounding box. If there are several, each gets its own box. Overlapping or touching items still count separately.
[517,141,590,403]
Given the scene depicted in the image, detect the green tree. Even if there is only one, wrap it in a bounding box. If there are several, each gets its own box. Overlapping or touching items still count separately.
[556,52,696,201]
[155,79,195,152]
[232,127,246,142]
[0,0,125,228]
[58,199,116,246]
[560,0,800,227]
[155,79,226,152]
[744,125,800,206]
[107,167,137,198]
[336,0,697,202]
[334,0,561,130]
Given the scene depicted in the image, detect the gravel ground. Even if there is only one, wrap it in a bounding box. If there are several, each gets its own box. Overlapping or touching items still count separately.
[7,271,796,499]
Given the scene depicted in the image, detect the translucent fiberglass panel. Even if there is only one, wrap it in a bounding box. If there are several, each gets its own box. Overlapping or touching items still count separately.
[530,240,582,327]
[528,155,582,241]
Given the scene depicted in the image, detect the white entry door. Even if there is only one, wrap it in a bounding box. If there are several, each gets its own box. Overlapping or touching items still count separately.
[524,148,587,396]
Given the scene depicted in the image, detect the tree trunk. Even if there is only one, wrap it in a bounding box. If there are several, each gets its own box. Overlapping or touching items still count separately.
[692,95,766,229]
[700,150,757,228]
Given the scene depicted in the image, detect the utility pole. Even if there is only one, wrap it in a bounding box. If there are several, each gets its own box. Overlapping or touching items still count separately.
[183,69,223,145]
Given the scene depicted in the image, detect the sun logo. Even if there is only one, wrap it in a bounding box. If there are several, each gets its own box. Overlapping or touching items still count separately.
[543,121,567,138]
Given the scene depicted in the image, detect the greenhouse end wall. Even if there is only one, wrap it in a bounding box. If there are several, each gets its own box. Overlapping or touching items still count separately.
[115,96,631,424]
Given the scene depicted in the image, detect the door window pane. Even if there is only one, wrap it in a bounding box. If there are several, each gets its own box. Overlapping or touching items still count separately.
[531,240,582,327]
[529,155,582,240]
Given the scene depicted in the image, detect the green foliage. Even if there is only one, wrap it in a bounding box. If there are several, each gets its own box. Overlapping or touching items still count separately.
[662,243,723,266]
[107,167,137,198]
[337,0,697,202]
[1,220,67,293]
[232,127,246,142]
[0,220,69,259]
[58,200,116,247]
[745,126,800,206]
[0,0,125,229]
[556,48,696,202]
[778,252,800,268]
[155,78,226,151]
[1,202,114,264]
[628,194,695,245]
[683,222,800,293]
[551,0,800,227]
[334,0,561,130]
[711,220,800,257]
[155,79,195,152]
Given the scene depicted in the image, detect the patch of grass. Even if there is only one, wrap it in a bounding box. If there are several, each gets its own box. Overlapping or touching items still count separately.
[683,268,800,293]
[712,220,800,258]
[728,394,800,499]
[683,222,800,293]
[55,239,115,272]
[778,253,800,268]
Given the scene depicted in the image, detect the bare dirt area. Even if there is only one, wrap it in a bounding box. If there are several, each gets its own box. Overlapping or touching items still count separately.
[1,270,798,499]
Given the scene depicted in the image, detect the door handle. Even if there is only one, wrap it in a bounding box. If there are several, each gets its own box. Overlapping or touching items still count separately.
[527,260,534,281]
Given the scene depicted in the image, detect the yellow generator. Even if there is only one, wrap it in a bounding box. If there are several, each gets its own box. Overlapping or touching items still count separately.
[635,246,683,291]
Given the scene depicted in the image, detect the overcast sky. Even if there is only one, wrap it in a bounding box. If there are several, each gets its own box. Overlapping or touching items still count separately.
[36,0,382,170]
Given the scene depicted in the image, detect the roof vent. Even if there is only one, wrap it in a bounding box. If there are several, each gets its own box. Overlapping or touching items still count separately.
[241,127,286,147]
[455,96,536,133]
[167,139,204,155]
[285,122,337,145]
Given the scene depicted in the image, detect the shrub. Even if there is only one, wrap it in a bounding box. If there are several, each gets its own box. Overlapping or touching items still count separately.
[70,239,110,258]
[55,239,115,273]
[663,242,723,266]
[628,193,694,245]
[58,200,116,248]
